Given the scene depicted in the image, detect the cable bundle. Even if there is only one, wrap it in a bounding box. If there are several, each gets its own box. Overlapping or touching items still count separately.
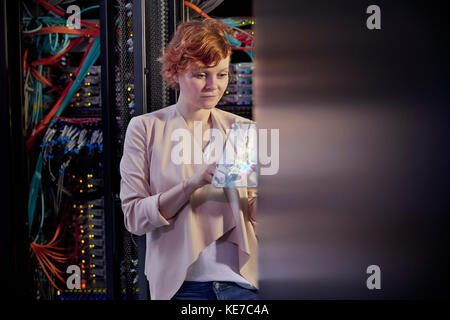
[29,118,103,292]
[183,1,255,59]
[23,1,102,295]
[23,0,100,148]
[30,211,73,291]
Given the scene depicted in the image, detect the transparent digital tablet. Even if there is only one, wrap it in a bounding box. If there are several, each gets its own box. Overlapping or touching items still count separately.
[212,122,258,188]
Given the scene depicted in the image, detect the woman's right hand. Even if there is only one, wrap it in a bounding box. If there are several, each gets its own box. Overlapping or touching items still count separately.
[187,162,217,190]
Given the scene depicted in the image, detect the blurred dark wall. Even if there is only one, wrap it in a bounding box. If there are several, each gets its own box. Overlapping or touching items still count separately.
[254,0,450,299]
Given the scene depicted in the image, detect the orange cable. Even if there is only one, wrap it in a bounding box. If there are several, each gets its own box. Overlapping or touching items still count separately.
[183,1,212,19]
[26,37,96,150]
[183,1,253,51]
[23,26,99,37]
[38,250,65,283]
[32,246,63,291]
[30,67,62,94]
[31,37,84,66]
[36,0,99,31]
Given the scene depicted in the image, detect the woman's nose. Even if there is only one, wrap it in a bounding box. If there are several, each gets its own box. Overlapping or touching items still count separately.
[205,76,217,89]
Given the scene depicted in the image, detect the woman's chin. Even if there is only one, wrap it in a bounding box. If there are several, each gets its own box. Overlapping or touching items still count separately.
[200,103,217,110]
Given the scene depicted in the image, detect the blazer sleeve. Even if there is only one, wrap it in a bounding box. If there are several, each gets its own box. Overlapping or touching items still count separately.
[119,116,170,236]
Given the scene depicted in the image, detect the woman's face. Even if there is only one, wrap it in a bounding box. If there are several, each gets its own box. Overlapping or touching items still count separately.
[176,56,230,111]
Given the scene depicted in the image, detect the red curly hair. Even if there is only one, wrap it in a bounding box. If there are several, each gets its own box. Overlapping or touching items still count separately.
[158,19,232,90]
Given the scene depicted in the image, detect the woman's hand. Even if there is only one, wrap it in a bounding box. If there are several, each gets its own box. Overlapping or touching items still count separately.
[159,163,217,220]
[187,162,217,190]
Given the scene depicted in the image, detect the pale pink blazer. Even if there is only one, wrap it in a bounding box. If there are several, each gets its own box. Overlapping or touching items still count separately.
[119,104,258,300]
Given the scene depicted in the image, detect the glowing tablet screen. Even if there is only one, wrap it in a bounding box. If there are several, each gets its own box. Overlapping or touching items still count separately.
[212,122,258,188]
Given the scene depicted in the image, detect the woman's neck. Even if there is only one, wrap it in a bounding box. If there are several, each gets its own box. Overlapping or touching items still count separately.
[176,102,212,127]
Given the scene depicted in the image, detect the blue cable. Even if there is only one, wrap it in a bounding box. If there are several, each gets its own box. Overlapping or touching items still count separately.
[28,152,43,234]
[80,5,100,14]
[28,36,100,239]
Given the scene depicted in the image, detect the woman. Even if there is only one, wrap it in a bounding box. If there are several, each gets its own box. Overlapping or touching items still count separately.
[119,19,258,300]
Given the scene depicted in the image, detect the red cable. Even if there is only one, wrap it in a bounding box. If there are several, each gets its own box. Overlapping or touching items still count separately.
[183,1,254,51]
[74,38,95,78]
[54,116,101,124]
[31,37,84,66]
[183,1,212,19]
[27,81,70,150]
[30,67,62,94]
[231,46,254,51]
[23,48,29,73]
[36,0,99,31]
[32,244,63,291]
[24,26,99,37]
[26,39,96,150]
[38,249,65,282]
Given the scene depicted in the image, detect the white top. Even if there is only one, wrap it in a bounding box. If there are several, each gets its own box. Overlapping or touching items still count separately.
[184,122,254,288]
[185,239,254,287]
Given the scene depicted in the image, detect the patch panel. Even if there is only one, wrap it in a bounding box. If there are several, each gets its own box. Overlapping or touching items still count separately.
[219,62,254,116]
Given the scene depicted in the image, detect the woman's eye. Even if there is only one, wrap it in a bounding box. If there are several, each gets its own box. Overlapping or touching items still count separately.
[218,73,229,78]
[195,74,206,79]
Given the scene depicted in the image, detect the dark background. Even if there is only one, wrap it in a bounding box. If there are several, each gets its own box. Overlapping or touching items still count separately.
[255,0,450,299]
